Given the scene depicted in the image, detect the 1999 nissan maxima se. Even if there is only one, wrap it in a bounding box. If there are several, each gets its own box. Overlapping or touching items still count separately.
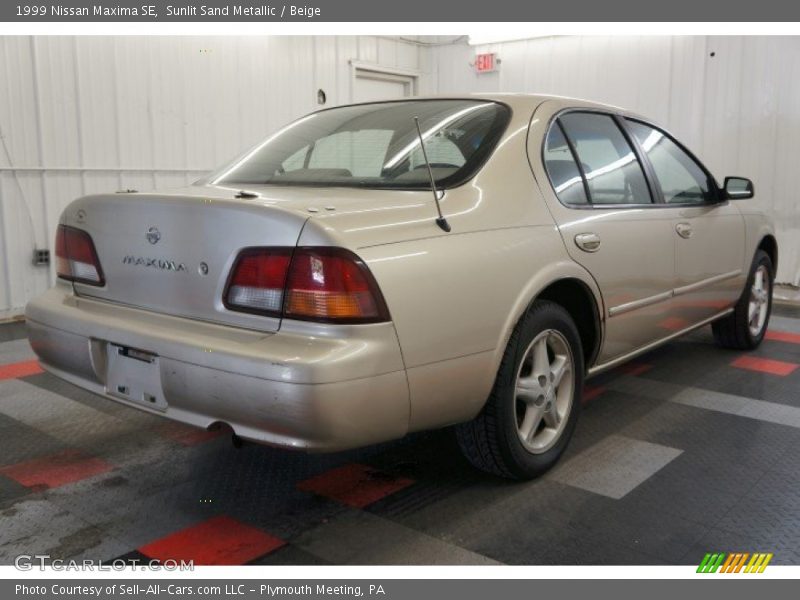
[26,94,776,479]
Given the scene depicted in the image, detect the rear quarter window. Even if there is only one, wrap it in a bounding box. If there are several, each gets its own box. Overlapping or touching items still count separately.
[543,123,589,206]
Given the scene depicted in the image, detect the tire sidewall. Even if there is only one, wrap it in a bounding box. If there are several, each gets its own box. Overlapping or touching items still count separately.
[496,303,585,478]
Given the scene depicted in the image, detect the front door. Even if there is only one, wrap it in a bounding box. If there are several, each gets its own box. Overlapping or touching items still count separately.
[623,119,746,327]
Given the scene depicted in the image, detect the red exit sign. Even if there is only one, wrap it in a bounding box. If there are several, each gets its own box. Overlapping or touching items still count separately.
[474,53,499,73]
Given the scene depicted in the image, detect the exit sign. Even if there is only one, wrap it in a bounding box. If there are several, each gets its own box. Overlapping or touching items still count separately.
[474,53,499,73]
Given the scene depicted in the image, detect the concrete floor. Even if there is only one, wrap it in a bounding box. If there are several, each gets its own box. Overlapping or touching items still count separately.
[1,307,799,566]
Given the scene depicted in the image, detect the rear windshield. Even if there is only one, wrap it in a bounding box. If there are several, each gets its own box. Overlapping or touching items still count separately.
[207,100,511,190]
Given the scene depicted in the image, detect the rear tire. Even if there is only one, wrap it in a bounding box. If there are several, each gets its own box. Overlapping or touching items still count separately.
[712,250,773,350]
[456,300,584,479]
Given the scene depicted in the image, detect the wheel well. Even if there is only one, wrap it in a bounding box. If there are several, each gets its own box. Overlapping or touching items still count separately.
[758,235,778,274]
[536,279,601,368]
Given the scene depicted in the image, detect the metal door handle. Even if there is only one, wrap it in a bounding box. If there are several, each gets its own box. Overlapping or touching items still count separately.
[574,233,601,252]
[676,222,693,239]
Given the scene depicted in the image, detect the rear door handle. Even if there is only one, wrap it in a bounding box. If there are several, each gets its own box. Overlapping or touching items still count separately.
[676,222,693,239]
[574,232,601,252]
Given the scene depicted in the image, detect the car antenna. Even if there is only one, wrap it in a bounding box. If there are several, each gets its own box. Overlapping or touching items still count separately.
[413,116,451,232]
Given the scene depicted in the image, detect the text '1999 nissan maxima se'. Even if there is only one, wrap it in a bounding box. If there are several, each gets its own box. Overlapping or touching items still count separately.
[26,95,776,479]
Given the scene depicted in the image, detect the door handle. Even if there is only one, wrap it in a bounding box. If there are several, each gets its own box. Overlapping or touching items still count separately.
[676,222,693,239]
[574,233,601,253]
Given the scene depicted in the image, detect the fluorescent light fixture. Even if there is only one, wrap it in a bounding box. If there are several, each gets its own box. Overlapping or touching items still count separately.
[467,33,558,46]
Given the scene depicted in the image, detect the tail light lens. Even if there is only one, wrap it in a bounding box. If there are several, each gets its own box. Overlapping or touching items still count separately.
[224,247,389,323]
[55,225,105,286]
[284,248,389,322]
[224,249,292,317]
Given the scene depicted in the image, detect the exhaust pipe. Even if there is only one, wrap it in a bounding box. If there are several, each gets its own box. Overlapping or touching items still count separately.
[207,421,245,449]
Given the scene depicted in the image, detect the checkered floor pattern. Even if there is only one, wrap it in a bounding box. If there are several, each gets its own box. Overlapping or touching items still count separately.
[1,307,799,566]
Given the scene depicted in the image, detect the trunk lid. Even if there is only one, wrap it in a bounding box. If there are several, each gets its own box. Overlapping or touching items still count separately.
[63,190,309,332]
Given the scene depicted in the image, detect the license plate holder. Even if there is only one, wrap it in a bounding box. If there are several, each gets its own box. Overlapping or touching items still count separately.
[106,343,168,411]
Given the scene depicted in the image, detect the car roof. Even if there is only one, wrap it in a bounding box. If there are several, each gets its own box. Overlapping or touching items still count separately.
[329,94,654,126]
[336,93,627,114]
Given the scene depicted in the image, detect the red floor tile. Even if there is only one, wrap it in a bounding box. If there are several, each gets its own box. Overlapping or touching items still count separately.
[765,330,800,345]
[731,355,799,377]
[582,385,606,404]
[0,360,43,381]
[0,449,112,489]
[139,515,284,565]
[159,422,223,446]
[297,463,414,508]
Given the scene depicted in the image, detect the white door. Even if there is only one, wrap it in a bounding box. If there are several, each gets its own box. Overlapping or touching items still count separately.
[352,69,415,102]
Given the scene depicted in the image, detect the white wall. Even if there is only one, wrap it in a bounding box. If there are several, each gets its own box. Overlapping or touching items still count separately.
[2,35,799,319]
[431,35,800,285]
[0,35,431,318]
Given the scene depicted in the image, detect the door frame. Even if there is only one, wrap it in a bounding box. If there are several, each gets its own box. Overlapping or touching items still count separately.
[348,60,420,102]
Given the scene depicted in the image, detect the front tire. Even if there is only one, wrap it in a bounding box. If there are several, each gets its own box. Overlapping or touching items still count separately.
[712,250,773,350]
[456,300,584,479]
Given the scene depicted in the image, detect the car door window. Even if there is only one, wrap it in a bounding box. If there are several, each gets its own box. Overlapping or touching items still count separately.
[559,112,652,205]
[543,123,589,205]
[626,120,715,205]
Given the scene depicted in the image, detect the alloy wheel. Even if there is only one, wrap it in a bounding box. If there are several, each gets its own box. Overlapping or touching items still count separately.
[748,264,770,337]
[514,329,575,454]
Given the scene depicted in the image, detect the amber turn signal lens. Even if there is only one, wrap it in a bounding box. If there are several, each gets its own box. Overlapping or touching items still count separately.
[224,246,389,324]
[284,248,389,323]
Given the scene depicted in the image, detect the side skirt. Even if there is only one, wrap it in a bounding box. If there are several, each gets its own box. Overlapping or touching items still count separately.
[586,308,734,378]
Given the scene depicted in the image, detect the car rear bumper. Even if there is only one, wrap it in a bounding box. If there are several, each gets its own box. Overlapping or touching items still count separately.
[25,284,410,451]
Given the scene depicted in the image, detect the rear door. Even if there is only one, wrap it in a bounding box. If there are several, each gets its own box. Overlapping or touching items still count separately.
[623,119,746,325]
[529,105,677,364]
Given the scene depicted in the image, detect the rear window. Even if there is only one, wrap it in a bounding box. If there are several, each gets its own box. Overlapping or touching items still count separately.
[208,100,510,190]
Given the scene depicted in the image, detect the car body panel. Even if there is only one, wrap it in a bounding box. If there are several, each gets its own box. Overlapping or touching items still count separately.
[669,202,746,326]
[63,192,309,332]
[25,93,775,451]
[528,99,679,362]
[526,97,761,365]
[26,282,409,451]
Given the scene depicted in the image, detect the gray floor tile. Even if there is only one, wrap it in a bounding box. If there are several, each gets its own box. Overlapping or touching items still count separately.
[0,339,35,365]
[0,379,130,448]
[549,434,682,499]
[293,509,500,565]
[1,315,799,566]
[0,496,128,561]
[0,412,66,467]
[0,322,28,344]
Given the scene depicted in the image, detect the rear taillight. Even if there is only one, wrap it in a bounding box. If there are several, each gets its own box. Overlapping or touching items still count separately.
[55,225,105,286]
[284,248,388,322]
[223,249,292,317]
[224,247,389,323]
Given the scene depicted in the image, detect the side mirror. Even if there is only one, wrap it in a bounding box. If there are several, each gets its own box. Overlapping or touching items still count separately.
[724,176,754,200]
